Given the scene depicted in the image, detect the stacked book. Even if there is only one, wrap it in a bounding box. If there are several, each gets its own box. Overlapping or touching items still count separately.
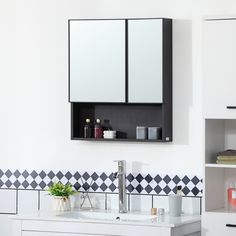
[216,149,236,164]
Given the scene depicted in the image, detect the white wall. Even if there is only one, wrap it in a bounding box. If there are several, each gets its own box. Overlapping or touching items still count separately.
[1,0,235,176]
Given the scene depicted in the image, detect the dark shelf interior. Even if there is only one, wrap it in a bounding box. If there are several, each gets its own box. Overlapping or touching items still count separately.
[71,103,172,142]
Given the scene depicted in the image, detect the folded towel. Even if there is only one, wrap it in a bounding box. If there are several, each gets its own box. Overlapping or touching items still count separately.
[217,149,236,156]
[217,156,236,161]
[216,160,236,164]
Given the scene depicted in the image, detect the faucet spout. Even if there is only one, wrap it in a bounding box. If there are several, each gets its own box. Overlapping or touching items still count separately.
[114,160,127,213]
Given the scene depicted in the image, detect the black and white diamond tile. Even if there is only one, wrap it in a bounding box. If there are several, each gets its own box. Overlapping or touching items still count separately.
[0,169,203,197]
[126,173,202,197]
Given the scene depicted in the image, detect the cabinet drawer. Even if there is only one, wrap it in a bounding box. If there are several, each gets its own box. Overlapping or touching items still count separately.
[22,220,163,236]
[202,212,236,236]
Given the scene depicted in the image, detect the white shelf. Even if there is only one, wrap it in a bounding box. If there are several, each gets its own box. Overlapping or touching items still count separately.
[205,163,236,169]
[206,207,236,214]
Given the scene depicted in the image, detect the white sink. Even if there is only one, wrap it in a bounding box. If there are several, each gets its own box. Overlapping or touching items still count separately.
[59,211,157,222]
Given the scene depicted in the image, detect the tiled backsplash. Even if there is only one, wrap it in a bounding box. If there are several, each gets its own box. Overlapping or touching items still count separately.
[0,169,203,197]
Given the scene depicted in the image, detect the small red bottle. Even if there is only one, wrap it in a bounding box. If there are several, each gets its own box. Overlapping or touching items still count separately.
[227,182,236,210]
[94,119,103,138]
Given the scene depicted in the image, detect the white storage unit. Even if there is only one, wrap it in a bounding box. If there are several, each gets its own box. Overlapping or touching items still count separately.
[202,17,236,235]
[202,18,236,236]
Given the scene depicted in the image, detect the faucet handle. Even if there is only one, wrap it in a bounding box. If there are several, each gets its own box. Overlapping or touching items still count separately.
[114,160,126,173]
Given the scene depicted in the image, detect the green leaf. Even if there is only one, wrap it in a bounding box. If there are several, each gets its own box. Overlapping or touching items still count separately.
[48,182,75,198]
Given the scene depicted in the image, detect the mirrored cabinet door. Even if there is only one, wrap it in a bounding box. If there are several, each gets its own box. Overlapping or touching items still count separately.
[69,20,126,103]
[128,19,163,103]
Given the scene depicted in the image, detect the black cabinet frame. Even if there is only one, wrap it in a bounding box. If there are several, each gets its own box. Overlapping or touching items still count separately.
[68,18,172,142]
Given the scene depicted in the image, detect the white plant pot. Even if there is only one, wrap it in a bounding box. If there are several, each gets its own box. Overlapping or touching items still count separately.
[53,196,71,212]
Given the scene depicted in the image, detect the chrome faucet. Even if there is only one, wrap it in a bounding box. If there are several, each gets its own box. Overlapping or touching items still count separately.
[113,160,127,213]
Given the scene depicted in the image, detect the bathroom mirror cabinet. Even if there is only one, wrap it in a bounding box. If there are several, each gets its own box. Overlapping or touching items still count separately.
[69,18,172,142]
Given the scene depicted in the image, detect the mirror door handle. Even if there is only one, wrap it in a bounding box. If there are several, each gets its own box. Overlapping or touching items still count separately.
[226,224,236,227]
[226,106,236,109]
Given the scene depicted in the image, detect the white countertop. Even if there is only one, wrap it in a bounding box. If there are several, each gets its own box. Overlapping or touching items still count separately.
[10,209,201,228]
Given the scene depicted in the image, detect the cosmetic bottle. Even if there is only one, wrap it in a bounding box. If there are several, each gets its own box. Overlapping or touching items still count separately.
[84,118,92,138]
[94,119,103,138]
[227,182,236,211]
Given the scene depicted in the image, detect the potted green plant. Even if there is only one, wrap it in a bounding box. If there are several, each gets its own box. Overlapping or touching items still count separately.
[48,182,75,211]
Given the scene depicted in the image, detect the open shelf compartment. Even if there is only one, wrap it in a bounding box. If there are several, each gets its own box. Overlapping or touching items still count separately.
[71,103,172,142]
[205,119,236,213]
